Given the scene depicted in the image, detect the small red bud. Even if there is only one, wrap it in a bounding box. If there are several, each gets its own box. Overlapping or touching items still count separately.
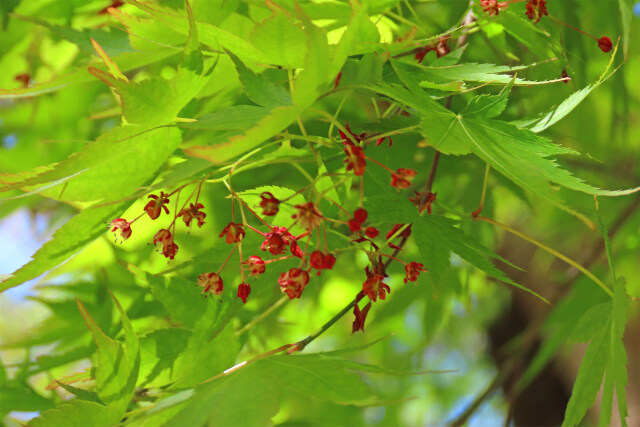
[597,36,612,53]
[237,283,251,304]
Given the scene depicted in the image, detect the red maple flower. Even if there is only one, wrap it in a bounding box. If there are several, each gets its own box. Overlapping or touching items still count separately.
[410,191,437,214]
[162,241,179,260]
[219,222,245,244]
[98,0,124,14]
[525,0,548,23]
[260,226,295,256]
[597,36,612,53]
[144,192,170,220]
[481,0,508,16]
[261,230,286,255]
[364,227,379,239]
[237,283,251,304]
[152,229,179,259]
[348,208,368,233]
[362,266,390,302]
[259,192,280,216]
[292,202,323,230]
[343,142,367,176]
[243,255,266,276]
[178,202,206,227]
[309,250,336,275]
[153,229,172,246]
[278,268,310,299]
[352,301,372,334]
[391,168,417,189]
[404,261,427,284]
[197,272,223,296]
[109,218,132,241]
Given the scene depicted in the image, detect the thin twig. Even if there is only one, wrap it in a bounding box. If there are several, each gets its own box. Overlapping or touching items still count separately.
[425,151,440,194]
[474,215,613,297]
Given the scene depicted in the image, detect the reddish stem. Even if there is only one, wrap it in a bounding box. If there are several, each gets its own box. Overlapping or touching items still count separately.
[365,156,395,174]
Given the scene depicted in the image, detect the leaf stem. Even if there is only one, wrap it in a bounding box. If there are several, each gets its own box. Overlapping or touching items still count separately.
[293,292,365,351]
[235,296,288,336]
[425,151,440,194]
[471,164,490,217]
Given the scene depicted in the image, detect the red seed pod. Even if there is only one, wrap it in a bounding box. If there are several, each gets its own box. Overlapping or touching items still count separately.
[237,283,251,304]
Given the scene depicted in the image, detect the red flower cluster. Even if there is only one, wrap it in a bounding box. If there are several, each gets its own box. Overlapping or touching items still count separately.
[144,192,170,220]
[260,192,280,216]
[197,272,223,296]
[278,268,310,299]
[525,0,548,23]
[347,208,379,238]
[261,226,301,257]
[309,250,336,275]
[179,203,206,227]
[109,188,209,265]
[404,261,427,284]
